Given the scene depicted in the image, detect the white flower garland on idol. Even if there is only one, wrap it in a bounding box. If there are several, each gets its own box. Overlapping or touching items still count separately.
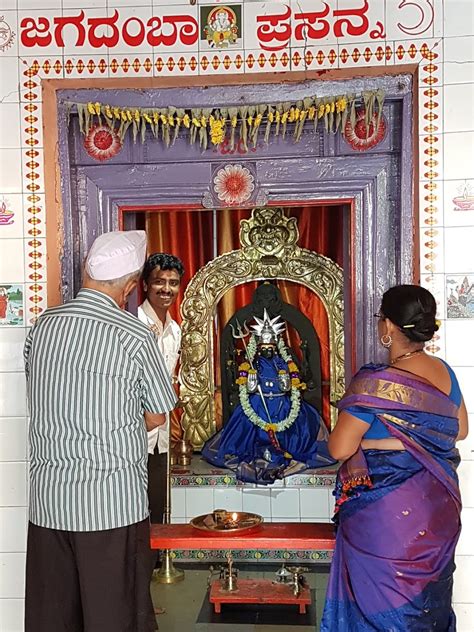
[238,336,302,433]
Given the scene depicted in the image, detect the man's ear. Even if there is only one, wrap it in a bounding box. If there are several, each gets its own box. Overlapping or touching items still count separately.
[120,278,138,307]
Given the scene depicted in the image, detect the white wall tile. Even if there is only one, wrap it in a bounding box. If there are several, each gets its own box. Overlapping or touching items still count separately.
[0,57,20,105]
[242,488,271,518]
[0,507,28,553]
[444,84,474,133]
[0,553,26,599]
[453,555,474,603]
[270,488,300,518]
[0,372,27,417]
[0,240,25,281]
[0,150,23,194]
[299,488,330,519]
[445,227,474,273]
[185,487,214,519]
[61,0,105,7]
[0,104,21,149]
[170,487,186,518]
[0,329,26,372]
[213,488,243,513]
[453,603,474,631]
[0,463,27,507]
[19,0,62,7]
[445,321,474,367]
[0,418,27,462]
[444,132,474,180]
[453,367,474,412]
[457,507,474,555]
[444,1,474,37]
[444,37,474,84]
[0,599,24,632]
[458,461,474,508]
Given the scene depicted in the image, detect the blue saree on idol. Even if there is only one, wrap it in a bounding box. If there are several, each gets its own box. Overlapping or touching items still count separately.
[202,310,335,484]
[321,363,462,632]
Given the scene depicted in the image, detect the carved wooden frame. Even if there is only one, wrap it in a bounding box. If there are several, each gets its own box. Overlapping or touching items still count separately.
[179,208,344,448]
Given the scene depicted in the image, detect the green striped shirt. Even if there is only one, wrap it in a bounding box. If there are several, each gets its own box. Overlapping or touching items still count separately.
[24,289,177,531]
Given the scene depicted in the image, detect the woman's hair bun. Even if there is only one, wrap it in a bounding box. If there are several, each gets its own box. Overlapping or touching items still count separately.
[381,285,438,343]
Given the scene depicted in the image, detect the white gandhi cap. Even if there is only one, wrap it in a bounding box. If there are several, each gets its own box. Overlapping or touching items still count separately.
[85,230,147,281]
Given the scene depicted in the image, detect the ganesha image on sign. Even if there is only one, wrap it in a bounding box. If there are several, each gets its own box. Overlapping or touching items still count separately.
[204,6,239,49]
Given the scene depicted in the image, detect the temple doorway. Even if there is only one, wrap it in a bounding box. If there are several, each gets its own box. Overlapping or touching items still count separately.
[124,203,347,435]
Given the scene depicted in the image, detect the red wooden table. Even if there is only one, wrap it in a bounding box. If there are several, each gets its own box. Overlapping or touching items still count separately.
[150,522,336,551]
[209,579,311,614]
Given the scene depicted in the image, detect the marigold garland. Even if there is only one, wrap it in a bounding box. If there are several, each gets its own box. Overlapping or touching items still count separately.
[72,89,384,150]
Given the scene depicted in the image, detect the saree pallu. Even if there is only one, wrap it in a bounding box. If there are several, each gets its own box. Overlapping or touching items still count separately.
[321,365,461,632]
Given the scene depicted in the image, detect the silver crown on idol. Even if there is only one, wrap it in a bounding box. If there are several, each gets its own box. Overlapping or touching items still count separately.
[251,309,286,345]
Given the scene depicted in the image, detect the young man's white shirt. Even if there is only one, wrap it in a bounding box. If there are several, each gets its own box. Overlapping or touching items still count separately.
[137,299,181,454]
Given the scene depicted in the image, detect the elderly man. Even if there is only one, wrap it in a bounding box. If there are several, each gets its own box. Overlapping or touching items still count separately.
[24,231,176,632]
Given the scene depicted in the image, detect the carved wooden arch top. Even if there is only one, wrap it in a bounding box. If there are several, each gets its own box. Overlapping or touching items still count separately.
[179,207,344,449]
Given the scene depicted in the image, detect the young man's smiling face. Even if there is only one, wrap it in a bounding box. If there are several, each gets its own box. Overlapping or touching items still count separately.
[144,267,181,312]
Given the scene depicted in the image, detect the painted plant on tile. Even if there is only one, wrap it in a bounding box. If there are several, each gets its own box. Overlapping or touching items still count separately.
[0,285,24,326]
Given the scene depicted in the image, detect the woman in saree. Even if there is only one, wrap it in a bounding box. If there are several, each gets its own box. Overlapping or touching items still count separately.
[321,285,468,631]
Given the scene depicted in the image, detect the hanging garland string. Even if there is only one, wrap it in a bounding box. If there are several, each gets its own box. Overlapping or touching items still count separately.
[71,89,384,150]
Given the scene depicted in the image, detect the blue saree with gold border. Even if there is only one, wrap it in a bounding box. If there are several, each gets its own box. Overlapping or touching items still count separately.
[321,364,461,632]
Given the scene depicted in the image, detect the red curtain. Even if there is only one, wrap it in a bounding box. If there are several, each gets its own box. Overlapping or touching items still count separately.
[145,205,344,431]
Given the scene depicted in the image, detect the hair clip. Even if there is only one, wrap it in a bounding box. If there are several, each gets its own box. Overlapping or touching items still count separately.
[402,324,415,329]
[435,319,441,328]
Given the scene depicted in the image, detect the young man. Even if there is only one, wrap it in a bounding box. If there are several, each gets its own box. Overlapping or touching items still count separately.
[24,231,177,632]
[137,253,185,526]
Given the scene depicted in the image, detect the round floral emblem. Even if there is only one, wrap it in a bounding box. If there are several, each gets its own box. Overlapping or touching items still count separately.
[0,16,15,53]
[344,109,386,151]
[84,125,122,162]
[213,164,255,206]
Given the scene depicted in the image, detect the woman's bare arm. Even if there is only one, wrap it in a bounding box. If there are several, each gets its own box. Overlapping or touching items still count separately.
[328,411,371,461]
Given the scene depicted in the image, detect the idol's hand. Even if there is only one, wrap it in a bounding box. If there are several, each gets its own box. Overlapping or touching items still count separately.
[247,372,258,393]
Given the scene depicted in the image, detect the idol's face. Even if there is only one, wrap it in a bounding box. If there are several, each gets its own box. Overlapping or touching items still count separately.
[258,344,276,359]
[144,267,181,312]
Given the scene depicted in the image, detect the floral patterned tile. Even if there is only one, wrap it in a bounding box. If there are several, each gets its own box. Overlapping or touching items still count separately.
[170,548,333,563]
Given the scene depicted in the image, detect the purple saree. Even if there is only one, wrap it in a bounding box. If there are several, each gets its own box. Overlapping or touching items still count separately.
[321,364,462,631]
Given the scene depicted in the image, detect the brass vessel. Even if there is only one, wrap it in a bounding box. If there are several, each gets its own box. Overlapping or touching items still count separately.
[174,438,193,466]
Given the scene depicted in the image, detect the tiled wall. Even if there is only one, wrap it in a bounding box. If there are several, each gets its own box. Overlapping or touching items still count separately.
[1,1,473,630]
[171,484,333,524]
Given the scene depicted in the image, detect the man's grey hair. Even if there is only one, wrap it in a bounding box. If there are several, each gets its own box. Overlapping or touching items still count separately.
[96,268,142,288]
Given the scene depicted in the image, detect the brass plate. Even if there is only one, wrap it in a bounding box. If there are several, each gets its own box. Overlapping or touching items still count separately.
[190,511,263,535]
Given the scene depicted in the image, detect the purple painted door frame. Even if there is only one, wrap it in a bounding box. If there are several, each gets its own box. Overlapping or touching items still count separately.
[56,73,415,372]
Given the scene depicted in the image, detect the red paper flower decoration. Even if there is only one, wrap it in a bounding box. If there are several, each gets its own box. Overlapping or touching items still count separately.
[344,109,386,151]
[84,125,122,161]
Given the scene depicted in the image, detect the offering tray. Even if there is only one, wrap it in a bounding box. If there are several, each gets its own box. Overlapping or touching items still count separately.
[190,510,263,535]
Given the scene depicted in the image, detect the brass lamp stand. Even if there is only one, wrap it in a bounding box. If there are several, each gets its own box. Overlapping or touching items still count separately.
[153,432,184,584]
